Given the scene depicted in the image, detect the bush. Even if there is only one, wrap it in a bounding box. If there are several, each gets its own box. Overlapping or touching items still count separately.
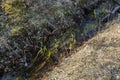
[0,0,81,76]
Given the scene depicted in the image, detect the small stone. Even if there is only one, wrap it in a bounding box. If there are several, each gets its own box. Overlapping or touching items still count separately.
[25,63,28,67]
[116,75,120,79]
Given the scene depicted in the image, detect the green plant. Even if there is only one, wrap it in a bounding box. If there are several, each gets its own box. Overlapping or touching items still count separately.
[93,9,97,18]
[11,27,22,36]
[99,7,107,17]
[69,34,76,50]
[30,45,52,72]
[1,0,26,23]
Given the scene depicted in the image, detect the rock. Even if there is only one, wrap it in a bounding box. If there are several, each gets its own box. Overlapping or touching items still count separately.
[87,29,96,37]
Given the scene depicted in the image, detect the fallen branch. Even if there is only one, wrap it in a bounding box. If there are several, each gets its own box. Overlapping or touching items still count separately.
[101,6,120,23]
[111,6,120,14]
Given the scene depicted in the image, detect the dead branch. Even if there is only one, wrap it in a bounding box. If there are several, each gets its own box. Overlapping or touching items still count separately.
[101,6,120,23]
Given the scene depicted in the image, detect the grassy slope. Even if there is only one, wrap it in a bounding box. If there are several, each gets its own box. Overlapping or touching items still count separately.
[40,17,120,80]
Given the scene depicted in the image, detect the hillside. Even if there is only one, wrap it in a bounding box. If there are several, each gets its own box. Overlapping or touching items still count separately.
[0,0,120,79]
[40,17,120,80]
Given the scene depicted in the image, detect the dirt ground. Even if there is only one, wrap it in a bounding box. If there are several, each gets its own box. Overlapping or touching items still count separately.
[39,16,120,80]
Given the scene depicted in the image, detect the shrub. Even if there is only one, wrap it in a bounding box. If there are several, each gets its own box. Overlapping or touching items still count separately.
[0,0,79,76]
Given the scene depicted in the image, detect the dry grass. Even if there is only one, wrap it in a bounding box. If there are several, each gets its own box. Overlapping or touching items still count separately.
[40,17,120,80]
